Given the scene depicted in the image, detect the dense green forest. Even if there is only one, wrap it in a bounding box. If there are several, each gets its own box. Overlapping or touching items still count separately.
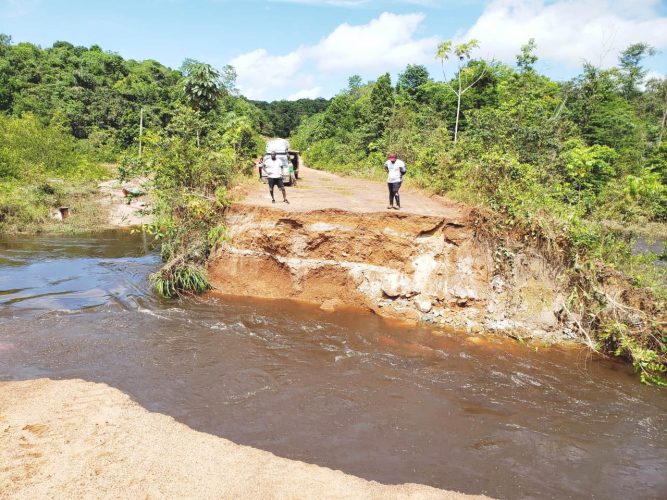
[294,41,666,225]
[0,34,324,233]
[291,40,666,383]
[251,98,330,138]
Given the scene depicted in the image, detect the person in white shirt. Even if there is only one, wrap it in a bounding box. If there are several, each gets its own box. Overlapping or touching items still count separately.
[384,152,406,210]
[262,151,289,204]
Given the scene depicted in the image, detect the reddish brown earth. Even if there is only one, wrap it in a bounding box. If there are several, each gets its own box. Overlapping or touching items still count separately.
[210,167,566,340]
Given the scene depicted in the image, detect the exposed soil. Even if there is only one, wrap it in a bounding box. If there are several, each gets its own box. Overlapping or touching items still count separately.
[210,167,569,341]
[241,165,465,218]
[0,379,485,499]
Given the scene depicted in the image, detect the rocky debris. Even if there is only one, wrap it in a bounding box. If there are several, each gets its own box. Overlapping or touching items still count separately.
[415,295,433,313]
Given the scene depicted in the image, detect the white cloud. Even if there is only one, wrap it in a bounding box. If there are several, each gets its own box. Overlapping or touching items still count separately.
[230,12,438,99]
[229,49,303,100]
[287,86,323,100]
[303,12,438,71]
[461,0,667,69]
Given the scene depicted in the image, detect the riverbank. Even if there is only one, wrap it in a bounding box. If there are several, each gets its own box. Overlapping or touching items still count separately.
[209,204,568,343]
[0,176,151,234]
[0,378,482,499]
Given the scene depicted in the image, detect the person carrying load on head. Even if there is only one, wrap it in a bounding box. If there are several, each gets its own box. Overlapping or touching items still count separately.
[384,152,406,210]
[262,151,289,204]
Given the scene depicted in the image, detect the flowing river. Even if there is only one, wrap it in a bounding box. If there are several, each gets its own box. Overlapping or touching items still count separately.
[1,231,665,499]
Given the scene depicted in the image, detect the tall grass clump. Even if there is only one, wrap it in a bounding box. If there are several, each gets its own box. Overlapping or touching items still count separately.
[150,259,211,298]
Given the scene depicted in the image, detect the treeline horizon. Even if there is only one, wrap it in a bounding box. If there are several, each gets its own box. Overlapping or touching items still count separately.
[0,33,329,149]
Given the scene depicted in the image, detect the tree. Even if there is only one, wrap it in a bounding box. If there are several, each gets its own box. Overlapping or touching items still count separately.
[368,73,394,145]
[516,38,538,73]
[181,59,224,113]
[220,64,239,96]
[397,64,430,94]
[348,75,362,92]
[0,33,11,53]
[618,43,656,100]
[646,77,667,145]
[435,39,487,142]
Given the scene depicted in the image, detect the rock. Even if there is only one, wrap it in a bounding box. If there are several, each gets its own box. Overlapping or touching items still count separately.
[381,275,401,298]
[490,275,505,292]
[534,310,557,329]
[381,273,411,298]
[485,319,514,331]
[415,296,432,313]
[451,285,479,301]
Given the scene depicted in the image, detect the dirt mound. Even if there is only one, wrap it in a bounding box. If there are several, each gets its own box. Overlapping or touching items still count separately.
[0,379,484,499]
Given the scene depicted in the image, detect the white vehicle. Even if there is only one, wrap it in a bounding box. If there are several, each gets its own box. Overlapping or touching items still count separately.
[261,138,299,186]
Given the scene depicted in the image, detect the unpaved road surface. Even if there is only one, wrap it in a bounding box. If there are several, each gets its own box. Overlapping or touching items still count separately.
[0,379,486,499]
[241,165,466,219]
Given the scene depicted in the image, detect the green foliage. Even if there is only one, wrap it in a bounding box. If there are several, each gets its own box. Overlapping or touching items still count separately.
[141,100,260,299]
[181,59,225,112]
[0,113,107,232]
[368,73,395,145]
[250,98,329,137]
[516,38,538,73]
[618,43,656,100]
[397,65,430,95]
[150,260,211,298]
[560,139,618,208]
[599,320,666,386]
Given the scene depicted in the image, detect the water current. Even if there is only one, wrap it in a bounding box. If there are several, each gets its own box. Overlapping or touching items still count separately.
[1,231,665,499]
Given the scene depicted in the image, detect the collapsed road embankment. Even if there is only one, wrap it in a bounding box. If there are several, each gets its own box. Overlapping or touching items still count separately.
[208,203,568,342]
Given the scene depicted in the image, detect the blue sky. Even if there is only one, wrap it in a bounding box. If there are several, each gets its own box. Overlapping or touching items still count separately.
[2,0,666,101]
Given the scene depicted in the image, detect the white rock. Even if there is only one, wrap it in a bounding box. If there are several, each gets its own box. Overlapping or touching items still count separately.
[381,274,402,297]
[450,285,479,301]
[415,296,432,313]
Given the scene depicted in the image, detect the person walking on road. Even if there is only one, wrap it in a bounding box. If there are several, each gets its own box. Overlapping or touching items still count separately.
[262,151,289,204]
[384,152,406,210]
[255,156,264,180]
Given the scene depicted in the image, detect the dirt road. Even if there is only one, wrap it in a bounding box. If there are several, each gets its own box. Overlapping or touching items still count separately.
[0,379,486,499]
[241,165,466,219]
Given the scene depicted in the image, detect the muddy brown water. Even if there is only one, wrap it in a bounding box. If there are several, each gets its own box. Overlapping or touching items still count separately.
[1,232,665,499]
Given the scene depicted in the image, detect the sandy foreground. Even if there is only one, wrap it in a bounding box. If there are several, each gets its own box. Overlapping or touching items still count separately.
[0,379,487,499]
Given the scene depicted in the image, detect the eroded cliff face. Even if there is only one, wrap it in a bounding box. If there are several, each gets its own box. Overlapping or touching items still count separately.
[208,205,568,342]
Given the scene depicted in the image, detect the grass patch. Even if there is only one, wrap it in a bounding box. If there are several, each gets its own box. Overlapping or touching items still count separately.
[149,258,211,298]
